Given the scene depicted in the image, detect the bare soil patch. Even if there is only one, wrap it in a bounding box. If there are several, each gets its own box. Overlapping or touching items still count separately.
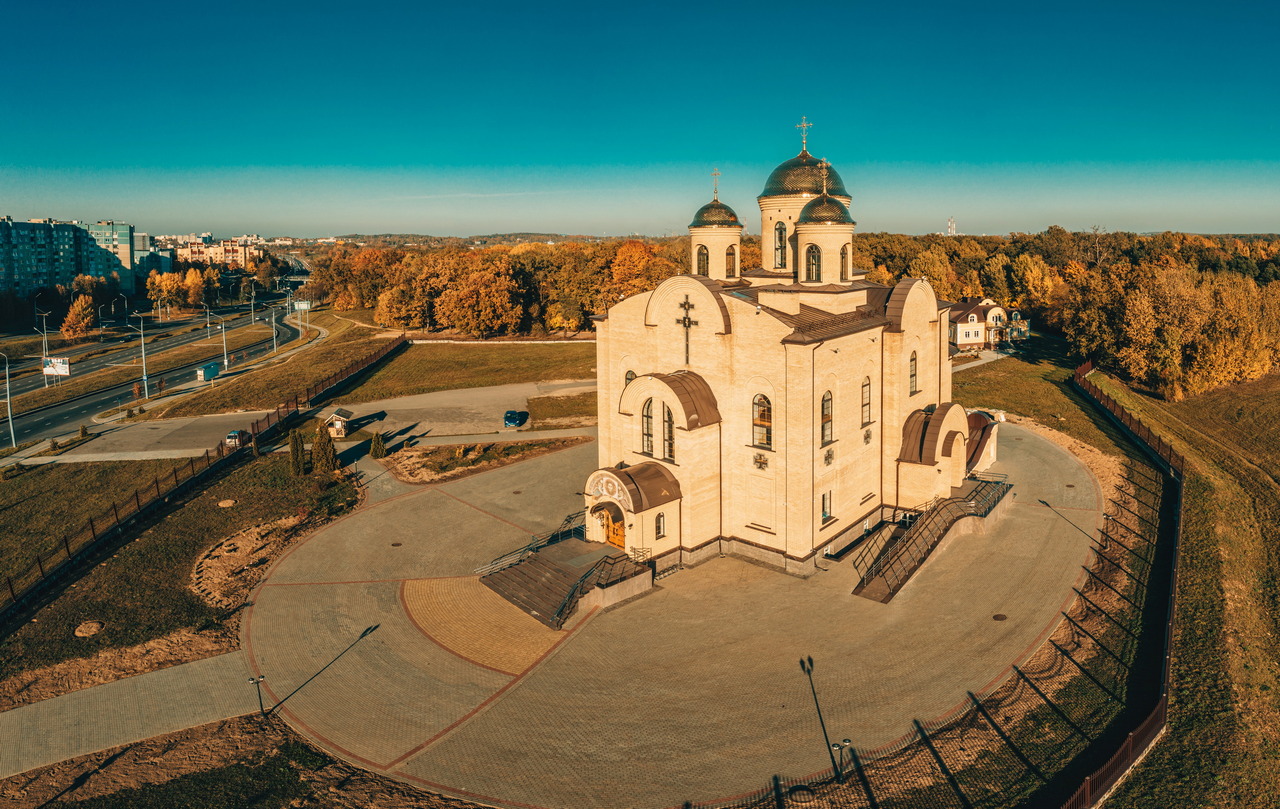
[383,436,590,485]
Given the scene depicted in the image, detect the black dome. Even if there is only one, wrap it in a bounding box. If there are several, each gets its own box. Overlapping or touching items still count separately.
[759,150,849,198]
[797,194,854,225]
[689,199,742,228]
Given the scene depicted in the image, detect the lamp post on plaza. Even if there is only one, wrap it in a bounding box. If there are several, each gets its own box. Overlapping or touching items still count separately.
[799,656,844,782]
[248,675,267,716]
[831,739,854,781]
[0,352,15,448]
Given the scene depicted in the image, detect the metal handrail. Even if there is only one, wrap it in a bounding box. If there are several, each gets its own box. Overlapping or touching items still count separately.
[549,552,647,629]
[474,510,586,576]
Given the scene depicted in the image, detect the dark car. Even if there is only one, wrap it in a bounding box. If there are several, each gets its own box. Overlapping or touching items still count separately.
[503,410,529,428]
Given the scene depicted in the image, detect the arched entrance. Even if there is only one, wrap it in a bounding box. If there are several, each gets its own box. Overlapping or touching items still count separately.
[590,501,626,549]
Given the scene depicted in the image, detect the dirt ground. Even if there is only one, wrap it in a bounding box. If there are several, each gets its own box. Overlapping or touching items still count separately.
[382,436,590,485]
[0,715,477,809]
[0,504,355,713]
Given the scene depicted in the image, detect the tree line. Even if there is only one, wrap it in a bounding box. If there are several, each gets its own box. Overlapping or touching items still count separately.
[294,227,1280,399]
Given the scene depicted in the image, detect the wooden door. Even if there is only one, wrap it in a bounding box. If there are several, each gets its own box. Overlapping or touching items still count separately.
[606,515,625,549]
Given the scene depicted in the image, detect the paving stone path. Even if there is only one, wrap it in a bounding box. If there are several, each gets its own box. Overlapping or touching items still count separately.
[0,423,1102,809]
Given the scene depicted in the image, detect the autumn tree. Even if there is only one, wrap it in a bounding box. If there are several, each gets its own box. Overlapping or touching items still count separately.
[908,248,961,302]
[60,294,96,338]
[436,268,523,338]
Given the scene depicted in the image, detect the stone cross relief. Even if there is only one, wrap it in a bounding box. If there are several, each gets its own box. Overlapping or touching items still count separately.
[676,295,698,365]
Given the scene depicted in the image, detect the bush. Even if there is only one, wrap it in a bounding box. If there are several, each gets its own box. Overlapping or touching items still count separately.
[48,438,59,450]
[369,431,386,459]
[78,424,89,439]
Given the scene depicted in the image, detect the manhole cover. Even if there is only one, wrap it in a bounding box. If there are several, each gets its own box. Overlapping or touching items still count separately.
[512,490,522,495]
[788,785,818,803]
[391,542,403,547]
[218,500,236,508]
[993,614,1008,621]
[1065,484,1076,488]
[75,621,104,637]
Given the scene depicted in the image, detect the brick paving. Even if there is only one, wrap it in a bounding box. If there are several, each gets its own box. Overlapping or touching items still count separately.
[236,425,1102,809]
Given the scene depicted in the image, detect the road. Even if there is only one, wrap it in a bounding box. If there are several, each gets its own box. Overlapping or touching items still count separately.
[4,302,284,399]
[6,310,299,445]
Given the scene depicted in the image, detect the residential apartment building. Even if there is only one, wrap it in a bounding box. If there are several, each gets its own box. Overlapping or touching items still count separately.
[174,240,264,268]
[0,217,141,296]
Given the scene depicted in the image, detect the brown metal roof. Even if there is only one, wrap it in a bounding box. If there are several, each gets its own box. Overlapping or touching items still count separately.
[647,370,721,429]
[610,462,683,510]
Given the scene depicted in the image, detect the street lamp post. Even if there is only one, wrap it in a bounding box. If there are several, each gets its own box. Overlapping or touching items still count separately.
[248,675,267,716]
[219,319,229,369]
[97,304,108,336]
[34,310,51,388]
[127,314,150,399]
[271,308,277,354]
[799,656,844,782]
[831,739,854,781]
[0,352,15,448]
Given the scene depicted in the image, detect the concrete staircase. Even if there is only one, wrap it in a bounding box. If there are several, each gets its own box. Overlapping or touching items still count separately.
[481,554,587,629]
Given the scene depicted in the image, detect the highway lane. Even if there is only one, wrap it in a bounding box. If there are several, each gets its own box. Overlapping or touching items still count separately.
[3,303,286,399]
[5,311,300,446]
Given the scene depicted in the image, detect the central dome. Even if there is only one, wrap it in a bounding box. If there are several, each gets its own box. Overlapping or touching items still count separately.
[689,199,742,228]
[759,150,849,198]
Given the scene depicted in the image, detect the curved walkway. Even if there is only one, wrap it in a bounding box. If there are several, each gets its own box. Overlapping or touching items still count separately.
[242,424,1102,809]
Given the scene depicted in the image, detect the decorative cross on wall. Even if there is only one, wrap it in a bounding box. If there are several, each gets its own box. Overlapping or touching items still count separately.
[676,295,698,365]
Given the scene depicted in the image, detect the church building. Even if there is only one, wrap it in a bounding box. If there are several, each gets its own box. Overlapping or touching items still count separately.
[584,124,998,577]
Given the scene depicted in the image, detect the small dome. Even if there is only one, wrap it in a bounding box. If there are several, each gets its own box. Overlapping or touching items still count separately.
[689,199,742,228]
[760,150,850,198]
[797,194,854,225]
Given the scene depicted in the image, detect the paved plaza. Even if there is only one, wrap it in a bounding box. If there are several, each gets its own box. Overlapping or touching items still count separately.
[241,423,1101,808]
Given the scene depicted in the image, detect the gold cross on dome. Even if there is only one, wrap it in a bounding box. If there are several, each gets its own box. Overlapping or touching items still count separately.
[711,167,720,200]
[819,158,830,194]
[796,116,812,150]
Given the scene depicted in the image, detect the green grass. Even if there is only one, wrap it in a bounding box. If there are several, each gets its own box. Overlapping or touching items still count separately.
[46,740,329,809]
[527,390,596,428]
[1091,372,1280,807]
[334,342,596,405]
[0,456,358,679]
[156,313,385,418]
[952,335,1136,458]
[0,460,178,581]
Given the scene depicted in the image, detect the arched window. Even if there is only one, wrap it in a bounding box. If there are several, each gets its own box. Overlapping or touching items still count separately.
[662,404,675,461]
[726,245,737,278]
[968,314,977,323]
[624,370,636,387]
[752,394,773,449]
[641,398,654,455]
[655,512,666,538]
[909,352,919,395]
[774,222,787,268]
[840,245,850,282]
[805,245,821,283]
[861,377,872,425]
[696,245,709,276]
[820,390,833,445]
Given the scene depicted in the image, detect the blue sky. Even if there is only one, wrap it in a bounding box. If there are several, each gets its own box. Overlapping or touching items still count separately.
[2,1,1277,237]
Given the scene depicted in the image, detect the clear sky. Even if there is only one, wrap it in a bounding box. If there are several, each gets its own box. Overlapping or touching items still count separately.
[2,0,1277,238]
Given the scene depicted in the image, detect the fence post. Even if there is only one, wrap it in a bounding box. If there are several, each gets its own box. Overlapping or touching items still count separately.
[63,535,72,560]
[89,516,97,541]
[5,577,15,602]
[113,502,120,524]
[36,554,45,578]
[155,478,162,498]
[136,490,143,511]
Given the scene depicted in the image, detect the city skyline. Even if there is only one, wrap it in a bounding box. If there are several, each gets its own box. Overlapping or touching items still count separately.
[2,0,1277,237]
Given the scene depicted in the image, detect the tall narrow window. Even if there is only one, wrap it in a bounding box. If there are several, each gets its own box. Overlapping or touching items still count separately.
[624,370,636,387]
[909,352,919,395]
[726,245,737,278]
[696,245,709,276]
[662,405,675,461]
[774,222,787,268]
[820,390,833,445]
[641,398,654,455]
[752,394,773,449]
[655,512,666,538]
[821,491,833,522]
[840,245,850,281]
[804,245,822,283]
[861,377,872,425]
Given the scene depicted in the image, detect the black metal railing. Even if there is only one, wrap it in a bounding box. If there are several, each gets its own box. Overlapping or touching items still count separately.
[474,510,586,576]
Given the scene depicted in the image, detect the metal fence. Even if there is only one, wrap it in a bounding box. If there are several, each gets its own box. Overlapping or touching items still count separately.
[1,336,409,620]
[673,363,1184,809]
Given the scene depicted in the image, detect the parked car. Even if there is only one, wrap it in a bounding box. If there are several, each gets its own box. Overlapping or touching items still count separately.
[503,410,529,428]
[225,429,250,448]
